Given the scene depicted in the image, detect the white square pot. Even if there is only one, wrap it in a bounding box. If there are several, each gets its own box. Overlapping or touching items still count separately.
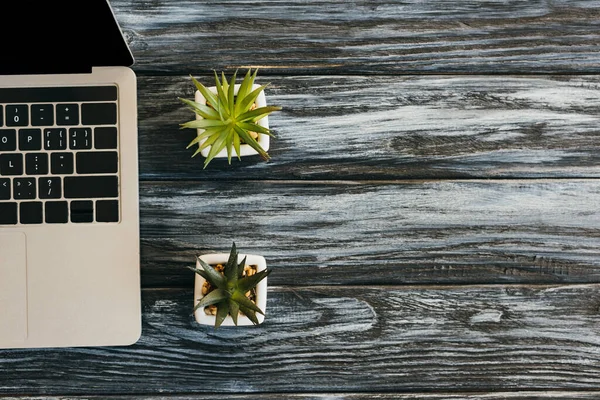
[193,253,268,326]
[194,84,270,159]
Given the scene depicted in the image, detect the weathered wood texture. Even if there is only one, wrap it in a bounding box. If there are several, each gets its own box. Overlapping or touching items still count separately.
[139,180,600,287]
[139,75,600,180]
[110,0,600,75]
[7,393,600,400]
[2,285,600,394]
[5,3,598,399]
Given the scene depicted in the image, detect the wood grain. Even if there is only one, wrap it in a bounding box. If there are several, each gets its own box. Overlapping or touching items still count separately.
[9,392,600,399]
[4,2,598,399]
[110,0,600,75]
[139,180,600,287]
[138,75,600,180]
[2,285,600,394]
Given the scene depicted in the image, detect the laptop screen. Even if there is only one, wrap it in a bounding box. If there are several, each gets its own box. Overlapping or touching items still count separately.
[0,0,134,75]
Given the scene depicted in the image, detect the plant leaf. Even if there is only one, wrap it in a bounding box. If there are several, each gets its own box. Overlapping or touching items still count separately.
[224,242,238,283]
[237,255,247,279]
[231,290,265,316]
[239,84,268,113]
[228,70,236,116]
[214,71,230,120]
[186,126,224,149]
[237,106,282,123]
[238,304,260,325]
[192,288,227,313]
[197,129,222,151]
[237,122,272,136]
[191,146,204,158]
[195,130,224,159]
[234,125,270,161]
[191,75,219,109]
[238,268,271,293]
[229,299,240,326]
[196,257,226,288]
[203,127,231,168]
[225,129,234,164]
[220,71,229,96]
[235,69,254,115]
[233,133,241,160]
[186,266,210,281]
[215,300,230,329]
[180,119,226,130]
[178,97,220,119]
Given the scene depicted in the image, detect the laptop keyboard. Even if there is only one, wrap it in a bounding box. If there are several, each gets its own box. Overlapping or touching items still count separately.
[0,85,120,225]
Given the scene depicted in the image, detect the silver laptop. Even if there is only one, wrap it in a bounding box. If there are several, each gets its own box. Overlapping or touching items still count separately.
[0,0,141,349]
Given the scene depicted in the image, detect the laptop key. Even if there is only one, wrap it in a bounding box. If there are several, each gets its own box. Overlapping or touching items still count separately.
[96,200,119,222]
[82,103,117,125]
[5,105,28,127]
[45,201,68,224]
[94,127,118,149]
[69,128,92,149]
[71,200,93,223]
[44,128,67,150]
[50,152,73,174]
[76,151,118,174]
[0,179,10,200]
[19,128,42,150]
[39,177,61,199]
[56,104,79,125]
[13,178,36,199]
[25,153,49,175]
[0,154,23,175]
[31,104,54,126]
[64,175,118,198]
[19,202,43,224]
[0,129,16,151]
[0,202,17,224]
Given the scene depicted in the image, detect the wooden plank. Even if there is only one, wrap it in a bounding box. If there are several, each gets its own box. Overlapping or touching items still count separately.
[139,180,600,287]
[7,392,600,399]
[138,75,600,180]
[110,0,600,75]
[2,285,600,394]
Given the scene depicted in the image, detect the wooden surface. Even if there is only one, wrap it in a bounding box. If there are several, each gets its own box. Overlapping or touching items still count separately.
[139,75,600,180]
[139,180,600,287]
[3,285,600,395]
[111,0,600,74]
[3,0,600,398]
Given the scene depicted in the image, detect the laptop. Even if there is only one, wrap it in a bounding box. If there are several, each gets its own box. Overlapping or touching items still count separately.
[0,0,141,349]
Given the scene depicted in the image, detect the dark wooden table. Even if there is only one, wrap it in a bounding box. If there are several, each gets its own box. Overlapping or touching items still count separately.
[3,1,600,398]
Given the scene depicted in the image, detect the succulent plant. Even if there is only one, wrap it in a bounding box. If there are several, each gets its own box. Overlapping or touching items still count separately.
[179,69,281,168]
[189,243,271,328]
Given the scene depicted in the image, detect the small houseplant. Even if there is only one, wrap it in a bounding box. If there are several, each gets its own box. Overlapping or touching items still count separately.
[189,243,271,328]
[179,69,281,168]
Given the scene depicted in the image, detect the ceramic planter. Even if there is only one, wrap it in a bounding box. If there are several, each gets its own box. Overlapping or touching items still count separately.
[194,84,270,159]
[193,252,268,326]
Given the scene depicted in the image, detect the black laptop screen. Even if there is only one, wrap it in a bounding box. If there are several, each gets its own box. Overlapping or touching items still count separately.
[0,0,134,75]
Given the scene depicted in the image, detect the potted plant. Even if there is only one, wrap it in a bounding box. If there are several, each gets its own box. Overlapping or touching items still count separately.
[189,243,271,328]
[179,69,282,168]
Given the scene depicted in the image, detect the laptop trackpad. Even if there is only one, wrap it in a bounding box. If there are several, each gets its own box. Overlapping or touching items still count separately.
[0,232,27,342]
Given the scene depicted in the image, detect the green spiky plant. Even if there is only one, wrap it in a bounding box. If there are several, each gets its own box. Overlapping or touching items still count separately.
[189,243,271,328]
[179,69,282,168]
